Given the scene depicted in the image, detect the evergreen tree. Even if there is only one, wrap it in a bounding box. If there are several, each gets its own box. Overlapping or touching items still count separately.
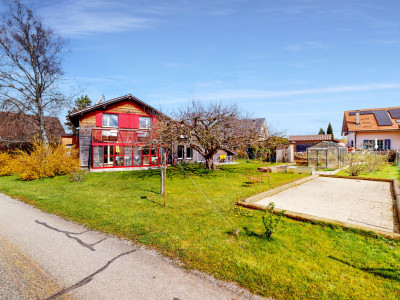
[65,95,92,134]
[327,123,334,139]
[318,128,325,135]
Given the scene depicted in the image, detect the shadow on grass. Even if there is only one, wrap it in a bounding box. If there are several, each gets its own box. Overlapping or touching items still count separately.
[139,195,164,206]
[329,255,400,282]
[241,226,263,238]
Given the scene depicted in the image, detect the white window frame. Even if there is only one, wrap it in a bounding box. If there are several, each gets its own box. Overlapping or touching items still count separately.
[139,116,152,129]
[103,113,118,128]
[177,145,184,159]
[186,147,192,159]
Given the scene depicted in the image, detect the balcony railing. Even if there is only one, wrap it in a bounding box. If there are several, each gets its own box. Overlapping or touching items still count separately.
[92,128,154,144]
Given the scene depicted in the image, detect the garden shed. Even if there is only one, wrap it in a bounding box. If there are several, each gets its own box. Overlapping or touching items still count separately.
[307,141,347,169]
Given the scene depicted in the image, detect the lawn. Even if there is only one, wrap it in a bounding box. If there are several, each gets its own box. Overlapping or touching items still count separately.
[336,164,400,180]
[1,161,400,299]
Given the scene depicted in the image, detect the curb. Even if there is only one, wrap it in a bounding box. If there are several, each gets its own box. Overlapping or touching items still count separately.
[237,201,400,240]
[318,174,393,182]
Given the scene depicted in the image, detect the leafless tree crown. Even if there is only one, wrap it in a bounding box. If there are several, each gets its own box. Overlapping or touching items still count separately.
[157,101,259,169]
[0,0,67,143]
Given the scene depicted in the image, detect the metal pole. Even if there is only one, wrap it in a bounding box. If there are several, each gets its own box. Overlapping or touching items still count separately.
[163,152,167,206]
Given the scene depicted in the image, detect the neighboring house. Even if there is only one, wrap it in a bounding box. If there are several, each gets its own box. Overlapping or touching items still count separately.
[173,144,236,164]
[342,107,400,150]
[68,94,165,170]
[288,134,333,152]
[0,112,65,150]
[243,118,269,141]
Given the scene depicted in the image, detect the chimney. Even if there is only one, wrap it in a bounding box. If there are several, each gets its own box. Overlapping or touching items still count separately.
[355,110,360,125]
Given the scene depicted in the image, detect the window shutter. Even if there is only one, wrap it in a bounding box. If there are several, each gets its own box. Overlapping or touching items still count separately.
[385,139,391,150]
[152,116,158,129]
[119,113,130,128]
[130,114,139,129]
[96,112,103,127]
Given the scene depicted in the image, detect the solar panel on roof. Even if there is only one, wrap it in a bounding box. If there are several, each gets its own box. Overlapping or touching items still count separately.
[388,108,400,119]
[373,110,393,126]
[348,111,373,116]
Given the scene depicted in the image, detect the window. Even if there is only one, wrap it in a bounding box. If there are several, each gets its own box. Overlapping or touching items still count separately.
[363,139,384,151]
[124,147,133,166]
[177,145,184,159]
[93,146,103,167]
[139,116,152,129]
[103,113,118,127]
[186,147,192,159]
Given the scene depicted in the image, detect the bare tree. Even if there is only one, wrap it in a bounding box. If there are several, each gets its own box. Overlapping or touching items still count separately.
[158,101,258,170]
[0,0,67,143]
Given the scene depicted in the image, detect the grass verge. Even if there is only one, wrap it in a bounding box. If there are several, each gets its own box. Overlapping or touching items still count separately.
[336,164,400,180]
[0,162,400,299]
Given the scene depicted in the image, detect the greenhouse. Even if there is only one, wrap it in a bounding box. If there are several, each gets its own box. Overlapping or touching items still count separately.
[307,141,347,169]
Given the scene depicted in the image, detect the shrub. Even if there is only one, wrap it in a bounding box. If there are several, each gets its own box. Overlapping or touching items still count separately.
[262,202,285,239]
[69,169,88,182]
[0,152,14,176]
[364,154,387,173]
[388,150,397,163]
[13,139,80,180]
[345,154,365,176]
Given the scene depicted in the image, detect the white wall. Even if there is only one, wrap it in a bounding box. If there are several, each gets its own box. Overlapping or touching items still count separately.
[347,131,400,150]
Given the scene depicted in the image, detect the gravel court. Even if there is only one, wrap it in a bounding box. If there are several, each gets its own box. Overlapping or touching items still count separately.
[255,176,398,233]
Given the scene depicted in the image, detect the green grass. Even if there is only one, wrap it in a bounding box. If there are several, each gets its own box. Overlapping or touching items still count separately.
[336,164,400,180]
[1,162,400,299]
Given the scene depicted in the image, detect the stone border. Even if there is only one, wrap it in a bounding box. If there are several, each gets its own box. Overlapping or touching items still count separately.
[238,175,400,240]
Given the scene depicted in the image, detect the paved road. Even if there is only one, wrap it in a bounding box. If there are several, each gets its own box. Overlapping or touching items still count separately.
[0,194,263,300]
[256,176,398,232]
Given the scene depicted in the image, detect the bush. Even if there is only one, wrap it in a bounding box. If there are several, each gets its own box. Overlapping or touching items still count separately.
[0,152,14,176]
[364,154,387,173]
[69,169,88,182]
[388,150,397,163]
[262,202,285,239]
[12,139,80,180]
[345,154,365,176]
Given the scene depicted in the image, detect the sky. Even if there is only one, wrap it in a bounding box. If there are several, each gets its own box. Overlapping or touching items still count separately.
[9,0,400,137]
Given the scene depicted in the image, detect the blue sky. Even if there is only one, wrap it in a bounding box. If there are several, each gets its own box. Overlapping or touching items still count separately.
[19,1,400,136]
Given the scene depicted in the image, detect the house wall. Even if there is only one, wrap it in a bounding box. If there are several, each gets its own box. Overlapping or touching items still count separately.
[347,131,400,150]
[79,101,148,128]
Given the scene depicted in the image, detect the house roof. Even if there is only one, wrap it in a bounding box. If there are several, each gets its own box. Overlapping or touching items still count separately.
[288,134,332,142]
[0,112,65,144]
[242,118,268,139]
[342,106,400,134]
[68,94,163,127]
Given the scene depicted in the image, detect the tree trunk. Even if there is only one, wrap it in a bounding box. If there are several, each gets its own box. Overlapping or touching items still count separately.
[205,156,214,170]
[38,108,48,144]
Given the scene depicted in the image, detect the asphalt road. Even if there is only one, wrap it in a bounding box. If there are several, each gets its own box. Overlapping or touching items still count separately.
[0,193,264,300]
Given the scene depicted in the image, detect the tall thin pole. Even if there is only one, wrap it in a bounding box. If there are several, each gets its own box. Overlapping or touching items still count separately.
[164,152,167,206]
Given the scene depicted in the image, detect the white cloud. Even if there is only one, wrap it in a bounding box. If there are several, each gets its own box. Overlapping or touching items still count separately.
[38,0,158,37]
[201,83,400,100]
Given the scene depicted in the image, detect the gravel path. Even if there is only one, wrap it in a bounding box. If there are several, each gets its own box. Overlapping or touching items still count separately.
[0,193,264,300]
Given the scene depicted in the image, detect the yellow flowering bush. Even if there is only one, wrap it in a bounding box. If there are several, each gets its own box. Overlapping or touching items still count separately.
[5,139,80,180]
[0,152,14,176]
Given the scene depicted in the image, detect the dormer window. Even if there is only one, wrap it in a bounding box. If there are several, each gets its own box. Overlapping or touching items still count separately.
[139,116,152,129]
[103,113,118,127]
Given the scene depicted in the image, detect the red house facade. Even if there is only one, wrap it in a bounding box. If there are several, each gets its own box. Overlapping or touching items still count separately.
[68,94,166,170]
